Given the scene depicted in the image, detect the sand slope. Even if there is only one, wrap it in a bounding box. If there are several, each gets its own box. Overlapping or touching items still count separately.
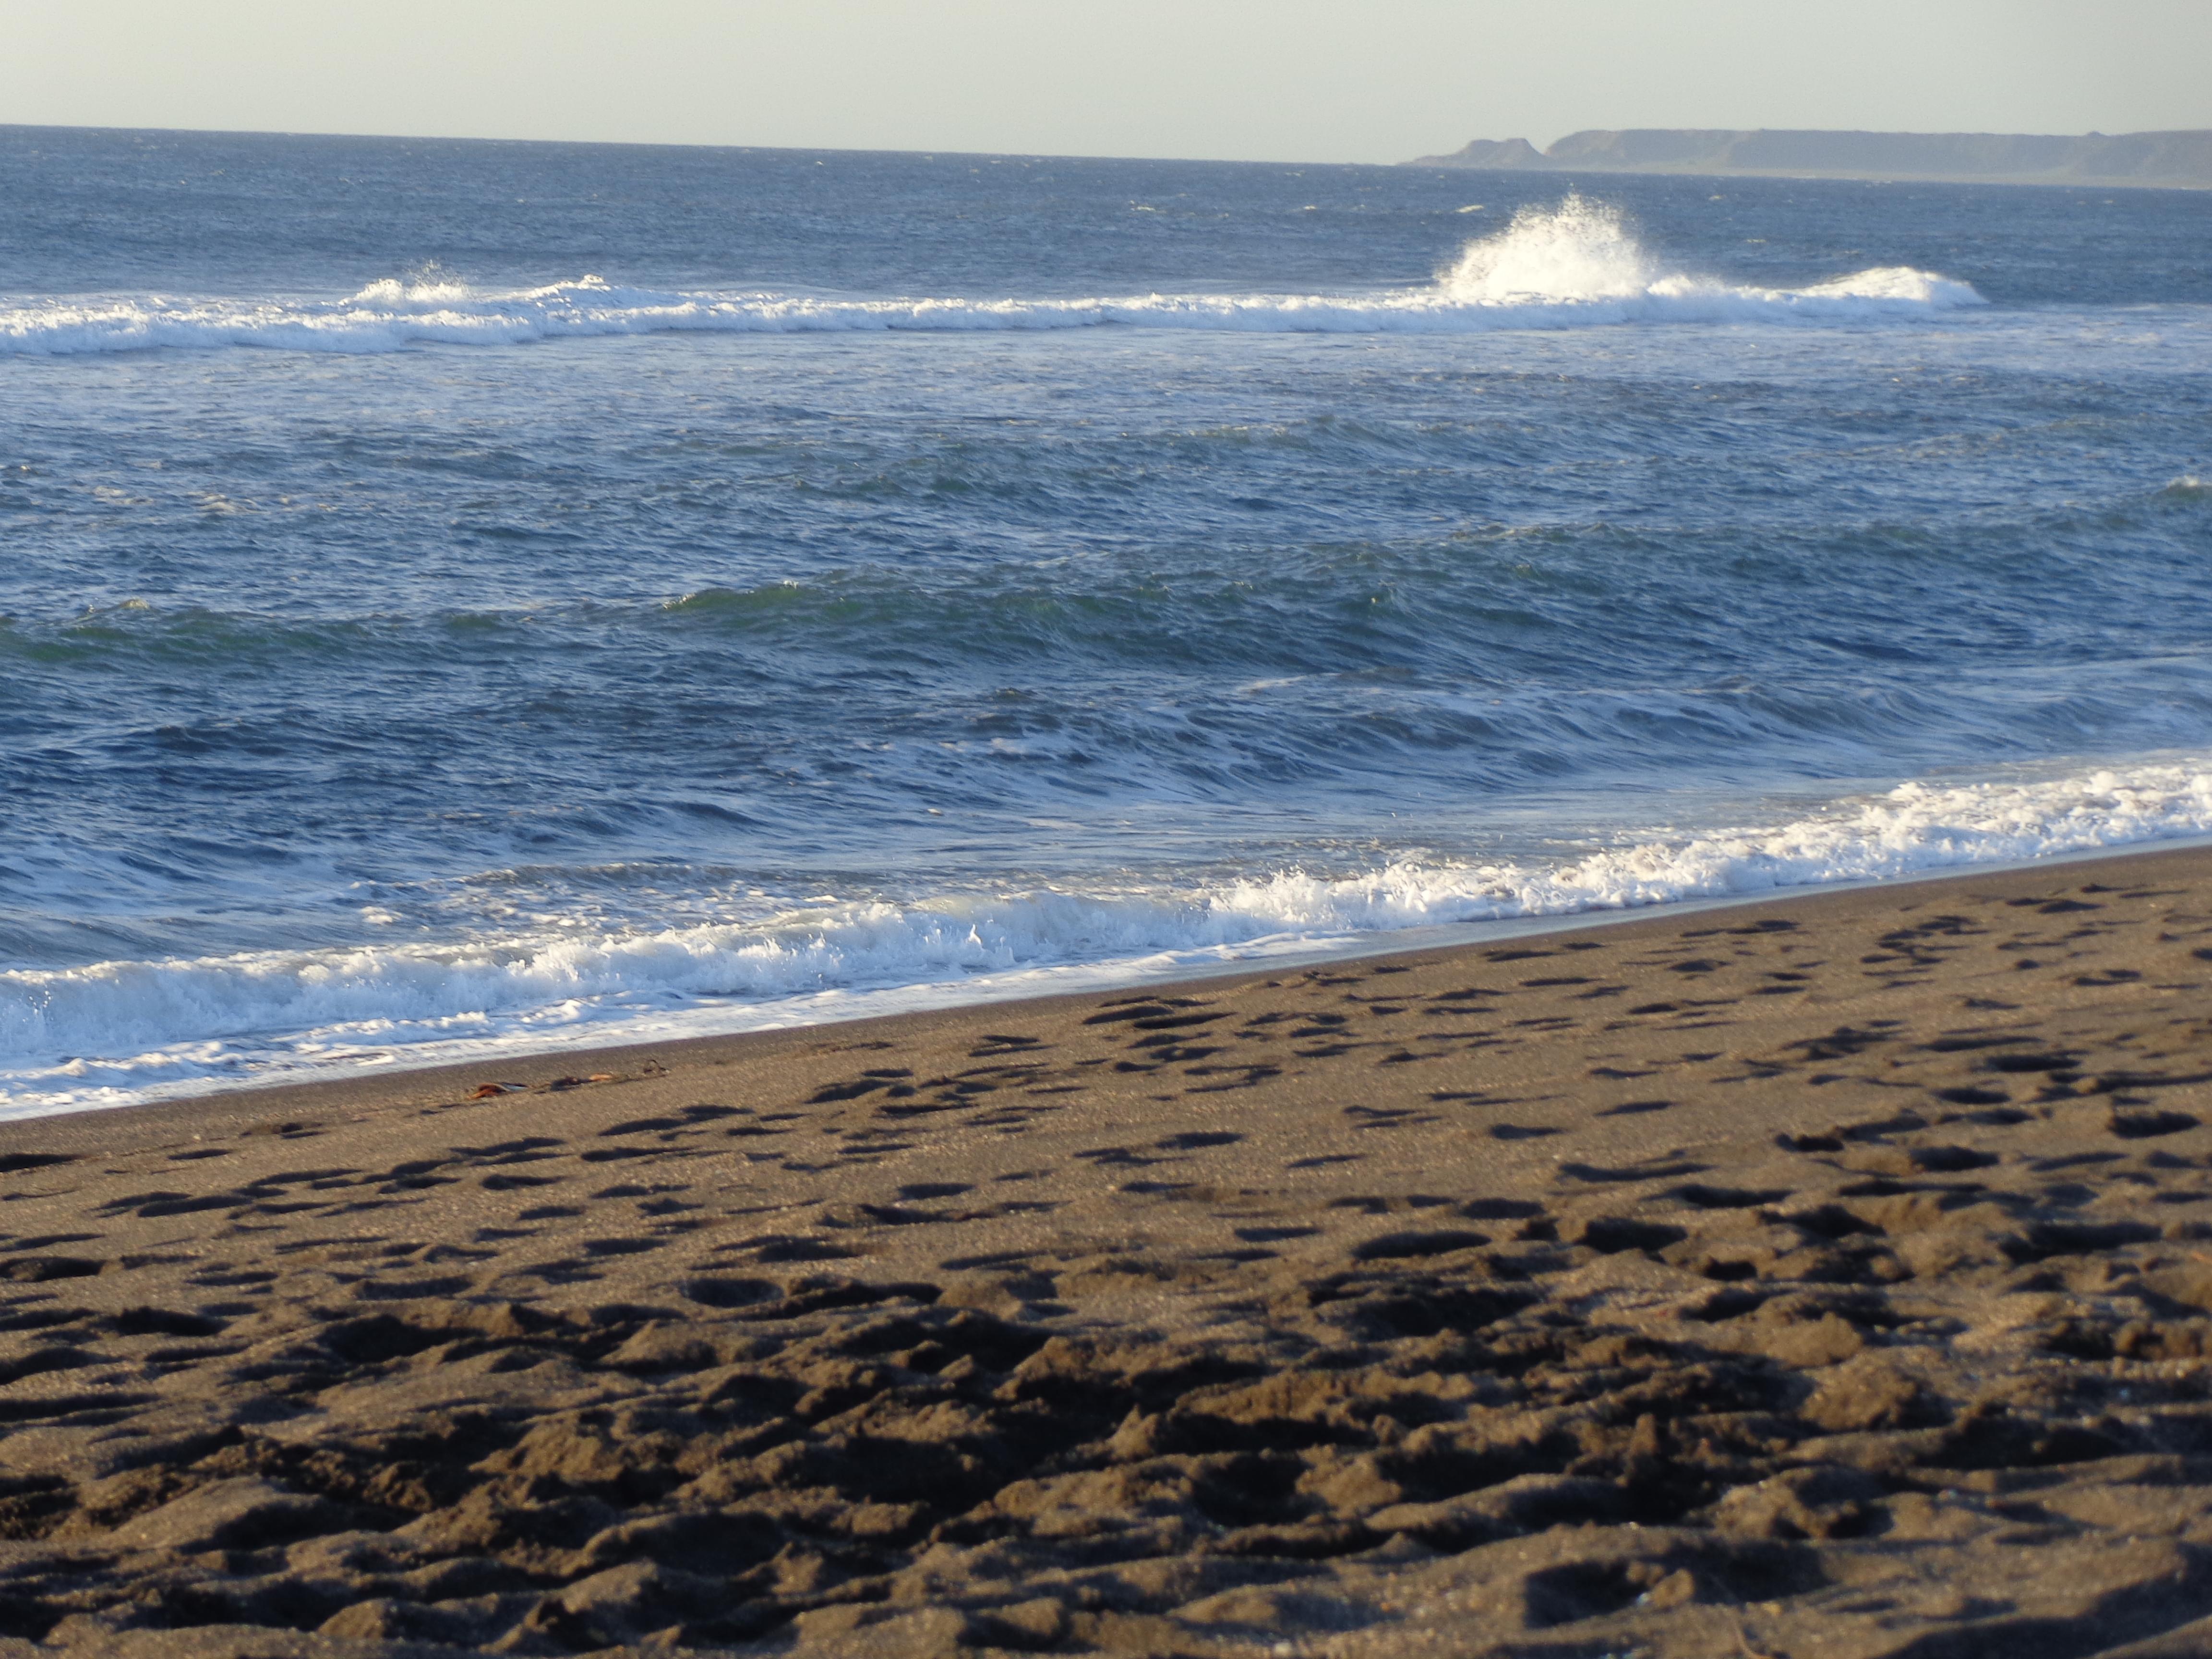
[11,850,2212,1655]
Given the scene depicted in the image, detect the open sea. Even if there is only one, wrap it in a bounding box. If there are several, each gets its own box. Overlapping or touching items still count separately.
[2,125,2209,1119]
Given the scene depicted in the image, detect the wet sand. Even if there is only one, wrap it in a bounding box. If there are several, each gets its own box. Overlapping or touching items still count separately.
[11,847,2212,1656]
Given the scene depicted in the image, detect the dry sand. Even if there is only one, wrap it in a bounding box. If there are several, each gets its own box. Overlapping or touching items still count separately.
[12,847,2212,1656]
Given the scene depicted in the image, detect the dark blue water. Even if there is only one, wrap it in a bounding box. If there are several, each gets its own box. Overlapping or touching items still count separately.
[3,124,2210,1116]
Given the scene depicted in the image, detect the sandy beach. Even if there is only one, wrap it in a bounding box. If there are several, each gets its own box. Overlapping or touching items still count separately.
[10,846,2212,1655]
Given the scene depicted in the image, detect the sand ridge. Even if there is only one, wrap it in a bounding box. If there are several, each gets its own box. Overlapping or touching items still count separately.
[11,849,2212,1654]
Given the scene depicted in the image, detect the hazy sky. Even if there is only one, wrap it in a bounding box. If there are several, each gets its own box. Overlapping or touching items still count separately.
[4,0,2205,164]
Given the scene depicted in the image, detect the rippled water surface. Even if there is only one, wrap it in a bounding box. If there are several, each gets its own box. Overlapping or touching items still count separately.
[3,127,2210,1115]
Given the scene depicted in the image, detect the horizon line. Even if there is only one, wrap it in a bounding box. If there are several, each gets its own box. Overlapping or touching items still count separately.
[7,118,2207,173]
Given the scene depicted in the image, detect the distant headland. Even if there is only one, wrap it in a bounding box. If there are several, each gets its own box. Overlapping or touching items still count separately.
[1405,128,2212,190]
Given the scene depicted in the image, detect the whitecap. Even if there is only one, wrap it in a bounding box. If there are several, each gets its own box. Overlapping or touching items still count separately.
[0,197,1983,360]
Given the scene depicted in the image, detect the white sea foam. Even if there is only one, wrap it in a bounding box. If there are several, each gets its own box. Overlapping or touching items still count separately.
[0,198,1981,359]
[3,758,2207,1118]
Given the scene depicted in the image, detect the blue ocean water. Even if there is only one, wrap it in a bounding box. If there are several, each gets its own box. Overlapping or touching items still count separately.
[3,125,2210,1118]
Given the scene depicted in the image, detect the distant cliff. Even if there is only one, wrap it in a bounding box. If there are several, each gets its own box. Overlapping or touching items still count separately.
[1406,129,2212,190]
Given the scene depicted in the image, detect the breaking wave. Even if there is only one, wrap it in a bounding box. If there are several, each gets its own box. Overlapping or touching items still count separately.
[0,196,1981,358]
[1,758,2203,1118]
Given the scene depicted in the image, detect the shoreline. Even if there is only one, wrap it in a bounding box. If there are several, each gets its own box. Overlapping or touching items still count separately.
[29,832,2212,1139]
[12,838,2212,1653]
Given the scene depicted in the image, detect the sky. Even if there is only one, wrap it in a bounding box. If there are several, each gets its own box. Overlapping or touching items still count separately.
[2,0,2206,164]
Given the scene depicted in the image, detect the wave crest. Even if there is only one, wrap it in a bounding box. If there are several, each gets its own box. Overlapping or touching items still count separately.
[0,198,1983,358]
[1,758,2203,1117]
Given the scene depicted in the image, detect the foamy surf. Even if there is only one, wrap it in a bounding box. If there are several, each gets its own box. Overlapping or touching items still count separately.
[3,757,2205,1119]
[0,197,1982,358]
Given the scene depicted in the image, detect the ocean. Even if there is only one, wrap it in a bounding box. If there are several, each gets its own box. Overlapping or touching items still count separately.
[3,124,2209,1119]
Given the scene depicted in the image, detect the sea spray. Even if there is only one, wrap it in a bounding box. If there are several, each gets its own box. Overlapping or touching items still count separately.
[1439,192,1660,301]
